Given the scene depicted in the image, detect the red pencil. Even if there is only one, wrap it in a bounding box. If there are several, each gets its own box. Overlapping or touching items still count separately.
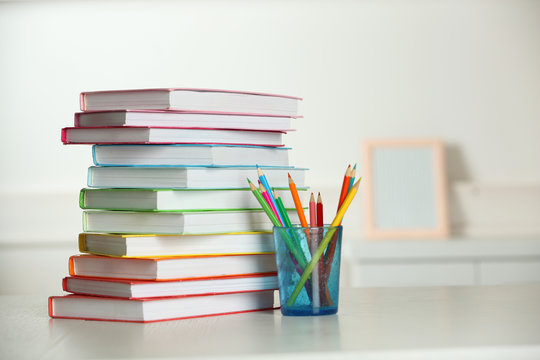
[316,192,324,227]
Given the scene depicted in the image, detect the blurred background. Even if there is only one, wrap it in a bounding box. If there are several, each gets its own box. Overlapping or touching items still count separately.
[1,0,539,294]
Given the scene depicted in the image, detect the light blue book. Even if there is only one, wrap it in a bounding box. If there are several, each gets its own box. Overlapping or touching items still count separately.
[92,144,290,167]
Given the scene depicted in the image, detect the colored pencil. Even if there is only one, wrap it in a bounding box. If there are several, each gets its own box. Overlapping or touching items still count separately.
[257,167,285,225]
[348,163,357,193]
[259,181,283,226]
[247,179,280,227]
[316,192,324,227]
[287,179,361,306]
[337,164,352,211]
[309,192,317,227]
[288,173,308,228]
[274,190,292,228]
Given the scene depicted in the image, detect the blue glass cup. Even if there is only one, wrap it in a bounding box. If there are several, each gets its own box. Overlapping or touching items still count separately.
[273,225,343,316]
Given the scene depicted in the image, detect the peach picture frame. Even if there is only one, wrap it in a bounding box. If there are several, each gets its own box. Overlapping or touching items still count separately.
[363,139,449,239]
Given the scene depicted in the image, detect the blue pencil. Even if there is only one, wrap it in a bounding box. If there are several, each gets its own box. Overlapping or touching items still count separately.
[257,166,285,225]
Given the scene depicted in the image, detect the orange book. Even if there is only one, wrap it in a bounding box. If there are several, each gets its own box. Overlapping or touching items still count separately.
[68,253,277,281]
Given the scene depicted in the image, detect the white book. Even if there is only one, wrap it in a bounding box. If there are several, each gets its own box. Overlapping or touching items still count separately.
[78,232,276,257]
[79,187,307,211]
[62,274,278,299]
[49,290,276,322]
[80,88,300,116]
[75,110,294,131]
[92,144,290,167]
[61,127,284,146]
[82,210,300,234]
[87,166,307,189]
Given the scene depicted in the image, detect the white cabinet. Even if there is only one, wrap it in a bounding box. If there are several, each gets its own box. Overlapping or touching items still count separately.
[344,237,540,287]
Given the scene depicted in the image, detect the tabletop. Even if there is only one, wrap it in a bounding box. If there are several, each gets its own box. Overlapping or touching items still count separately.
[2,285,540,360]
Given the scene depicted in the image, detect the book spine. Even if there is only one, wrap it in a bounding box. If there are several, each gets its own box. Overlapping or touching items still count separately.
[91,145,99,165]
[74,112,81,127]
[48,297,54,317]
[62,277,68,292]
[60,128,68,144]
[79,189,86,209]
[80,93,86,111]
[78,233,87,252]
[68,257,75,276]
[87,167,94,187]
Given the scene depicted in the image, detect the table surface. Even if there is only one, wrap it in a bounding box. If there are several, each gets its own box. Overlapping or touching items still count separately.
[2,285,540,360]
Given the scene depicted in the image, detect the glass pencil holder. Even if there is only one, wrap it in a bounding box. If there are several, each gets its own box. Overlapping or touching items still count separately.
[273,225,343,316]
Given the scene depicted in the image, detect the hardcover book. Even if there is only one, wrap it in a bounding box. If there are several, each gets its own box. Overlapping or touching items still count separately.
[68,253,277,280]
[87,166,307,189]
[62,273,278,299]
[91,144,290,167]
[49,290,276,323]
[82,209,299,234]
[61,126,284,146]
[78,232,276,257]
[75,110,295,131]
[79,187,307,211]
[79,88,301,116]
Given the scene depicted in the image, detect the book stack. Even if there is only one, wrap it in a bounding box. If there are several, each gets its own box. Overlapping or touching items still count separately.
[49,88,307,322]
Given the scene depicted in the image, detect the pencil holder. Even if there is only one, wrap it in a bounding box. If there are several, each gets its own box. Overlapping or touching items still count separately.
[273,225,343,316]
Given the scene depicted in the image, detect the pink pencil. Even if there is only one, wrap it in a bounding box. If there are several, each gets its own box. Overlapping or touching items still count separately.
[309,192,317,227]
[259,181,283,226]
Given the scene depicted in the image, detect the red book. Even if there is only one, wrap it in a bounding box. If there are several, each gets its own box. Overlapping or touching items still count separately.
[61,126,285,146]
[49,290,277,323]
[62,273,278,299]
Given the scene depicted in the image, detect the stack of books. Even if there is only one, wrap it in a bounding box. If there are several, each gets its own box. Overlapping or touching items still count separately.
[49,88,307,322]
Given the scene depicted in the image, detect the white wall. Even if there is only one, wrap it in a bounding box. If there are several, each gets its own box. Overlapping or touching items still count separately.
[1,0,540,242]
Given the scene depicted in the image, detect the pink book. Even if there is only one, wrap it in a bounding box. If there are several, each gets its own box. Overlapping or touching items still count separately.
[74,109,297,132]
[61,126,285,146]
[80,88,301,116]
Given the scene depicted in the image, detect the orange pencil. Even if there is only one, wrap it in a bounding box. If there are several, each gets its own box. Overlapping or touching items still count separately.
[309,192,317,227]
[288,173,308,228]
[337,164,352,211]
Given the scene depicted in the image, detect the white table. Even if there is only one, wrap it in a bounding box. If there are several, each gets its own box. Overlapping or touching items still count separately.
[2,285,540,359]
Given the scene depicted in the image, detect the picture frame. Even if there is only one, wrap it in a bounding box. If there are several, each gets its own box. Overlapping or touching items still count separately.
[363,138,449,239]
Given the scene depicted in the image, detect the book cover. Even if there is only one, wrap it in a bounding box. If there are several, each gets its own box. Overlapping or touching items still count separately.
[49,289,277,323]
[86,166,307,189]
[75,110,297,131]
[79,187,307,212]
[80,88,301,116]
[82,209,299,234]
[62,273,278,299]
[91,144,290,167]
[61,126,285,146]
[78,232,276,257]
[68,253,277,280]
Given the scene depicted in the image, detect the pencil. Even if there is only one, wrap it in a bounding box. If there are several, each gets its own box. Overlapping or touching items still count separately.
[288,173,308,228]
[309,192,317,227]
[257,167,285,225]
[287,179,361,306]
[348,164,357,194]
[247,179,280,227]
[337,164,352,211]
[274,190,292,228]
[316,192,324,227]
[259,181,283,226]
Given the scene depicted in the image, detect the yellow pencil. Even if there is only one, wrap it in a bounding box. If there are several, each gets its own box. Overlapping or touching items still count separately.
[287,179,361,306]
